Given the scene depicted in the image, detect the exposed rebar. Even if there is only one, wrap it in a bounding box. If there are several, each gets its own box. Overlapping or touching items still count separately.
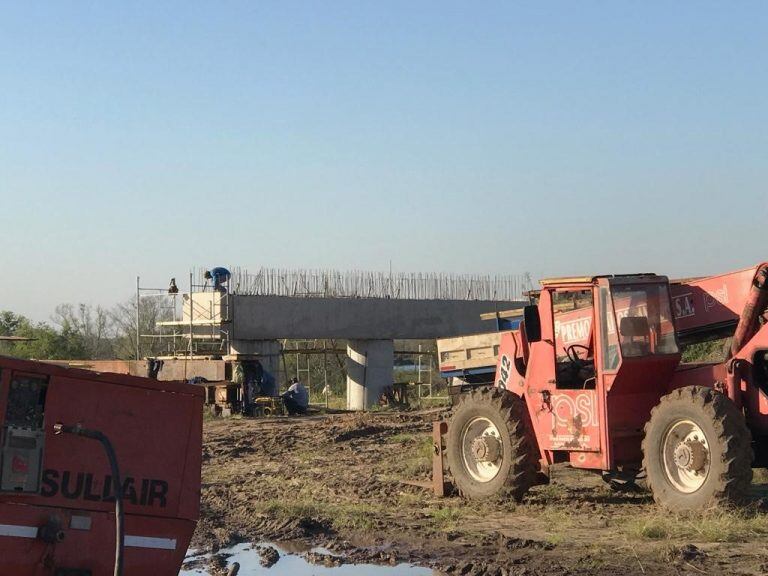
[194,267,527,301]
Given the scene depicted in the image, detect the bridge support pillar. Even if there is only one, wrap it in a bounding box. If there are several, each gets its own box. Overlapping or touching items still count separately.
[346,339,394,410]
[229,339,282,393]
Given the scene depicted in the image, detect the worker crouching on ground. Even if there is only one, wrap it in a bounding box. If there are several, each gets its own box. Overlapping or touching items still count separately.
[282,377,309,415]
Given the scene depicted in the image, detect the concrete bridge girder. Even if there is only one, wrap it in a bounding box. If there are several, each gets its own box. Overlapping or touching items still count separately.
[230,295,519,341]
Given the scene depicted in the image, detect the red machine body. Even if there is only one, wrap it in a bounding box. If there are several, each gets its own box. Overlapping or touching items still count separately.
[493,263,768,474]
[0,356,203,576]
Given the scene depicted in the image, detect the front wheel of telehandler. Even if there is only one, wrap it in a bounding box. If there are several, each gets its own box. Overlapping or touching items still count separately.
[446,387,537,501]
[642,386,753,511]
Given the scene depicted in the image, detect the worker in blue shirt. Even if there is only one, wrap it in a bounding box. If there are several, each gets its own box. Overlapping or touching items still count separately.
[205,267,231,293]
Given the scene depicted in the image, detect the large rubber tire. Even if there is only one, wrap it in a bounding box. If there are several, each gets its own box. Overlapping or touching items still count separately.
[446,387,537,501]
[642,386,753,511]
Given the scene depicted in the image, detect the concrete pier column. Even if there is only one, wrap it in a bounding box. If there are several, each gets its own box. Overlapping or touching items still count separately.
[346,339,394,410]
[229,339,282,393]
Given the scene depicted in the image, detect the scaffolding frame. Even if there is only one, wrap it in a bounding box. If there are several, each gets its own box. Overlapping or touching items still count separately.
[136,274,231,360]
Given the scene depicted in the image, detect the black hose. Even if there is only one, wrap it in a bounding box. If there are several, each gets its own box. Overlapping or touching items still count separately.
[54,423,124,576]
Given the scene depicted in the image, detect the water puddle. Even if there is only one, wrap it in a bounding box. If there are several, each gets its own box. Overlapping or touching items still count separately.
[182,542,434,575]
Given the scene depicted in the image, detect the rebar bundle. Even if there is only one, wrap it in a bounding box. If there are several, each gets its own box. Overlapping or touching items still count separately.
[195,267,529,301]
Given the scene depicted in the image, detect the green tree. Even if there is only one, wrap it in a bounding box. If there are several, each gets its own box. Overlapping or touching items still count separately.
[0,311,88,360]
[52,303,115,359]
[111,296,174,360]
[0,311,23,336]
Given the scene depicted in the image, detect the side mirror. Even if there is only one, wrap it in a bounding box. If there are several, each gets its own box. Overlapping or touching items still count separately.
[523,305,542,343]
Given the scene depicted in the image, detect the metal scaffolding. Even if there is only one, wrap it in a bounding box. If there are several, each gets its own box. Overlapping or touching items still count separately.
[135,274,231,360]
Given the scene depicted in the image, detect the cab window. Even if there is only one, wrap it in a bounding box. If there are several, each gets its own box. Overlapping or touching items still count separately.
[599,287,620,371]
[552,289,596,389]
[610,284,679,358]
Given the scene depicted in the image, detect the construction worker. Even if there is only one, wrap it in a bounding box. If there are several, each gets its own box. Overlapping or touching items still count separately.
[147,358,164,379]
[241,360,265,415]
[282,377,309,415]
[205,267,231,293]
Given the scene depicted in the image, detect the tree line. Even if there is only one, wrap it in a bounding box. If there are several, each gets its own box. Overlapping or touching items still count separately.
[0,298,168,361]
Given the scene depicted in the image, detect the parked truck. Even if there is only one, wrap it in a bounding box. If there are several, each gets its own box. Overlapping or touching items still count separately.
[437,331,504,386]
[437,310,526,402]
[435,264,768,510]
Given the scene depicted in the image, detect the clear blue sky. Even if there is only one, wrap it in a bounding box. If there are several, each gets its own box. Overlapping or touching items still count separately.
[1,2,766,321]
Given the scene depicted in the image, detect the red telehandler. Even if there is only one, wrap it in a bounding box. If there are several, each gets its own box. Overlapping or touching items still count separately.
[436,263,768,510]
[0,356,203,575]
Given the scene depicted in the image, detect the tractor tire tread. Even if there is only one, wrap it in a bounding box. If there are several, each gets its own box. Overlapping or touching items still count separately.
[642,385,753,510]
[446,387,537,501]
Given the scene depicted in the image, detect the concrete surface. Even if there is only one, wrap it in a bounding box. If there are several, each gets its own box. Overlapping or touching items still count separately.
[231,295,521,340]
[228,339,282,383]
[346,339,394,410]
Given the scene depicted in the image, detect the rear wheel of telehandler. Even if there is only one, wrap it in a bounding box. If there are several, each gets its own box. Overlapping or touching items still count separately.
[446,387,537,500]
[643,386,753,511]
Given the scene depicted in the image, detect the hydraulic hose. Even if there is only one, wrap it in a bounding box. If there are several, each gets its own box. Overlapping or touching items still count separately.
[54,423,124,576]
[730,264,768,359]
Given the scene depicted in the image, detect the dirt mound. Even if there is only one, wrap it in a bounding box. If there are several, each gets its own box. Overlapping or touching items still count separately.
[498,533,554,551]
[256,544,280,567]
[304,551,345,567]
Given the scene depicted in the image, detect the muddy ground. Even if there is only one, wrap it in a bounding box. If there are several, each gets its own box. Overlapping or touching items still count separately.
[191,409,768,575]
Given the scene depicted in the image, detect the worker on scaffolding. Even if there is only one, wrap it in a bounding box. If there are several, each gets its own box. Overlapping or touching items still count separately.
[282,377,309,415]
[205,267,231,293]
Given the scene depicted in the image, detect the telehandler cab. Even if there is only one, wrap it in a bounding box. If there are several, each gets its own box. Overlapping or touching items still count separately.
[436,264,768,510]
